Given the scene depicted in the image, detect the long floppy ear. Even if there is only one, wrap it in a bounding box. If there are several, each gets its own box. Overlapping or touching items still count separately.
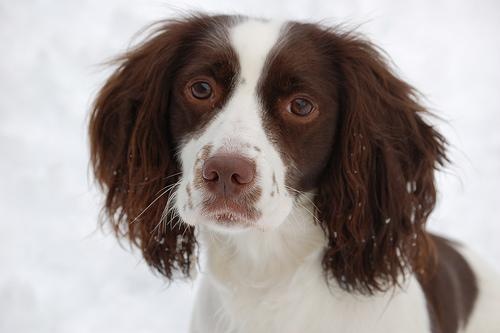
[89,16,217,279]
[316,31,447,293]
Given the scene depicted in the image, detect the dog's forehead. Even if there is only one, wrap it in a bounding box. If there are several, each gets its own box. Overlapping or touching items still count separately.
[186,19,286,149]
[178,19,289,162]
[228,19,285,85]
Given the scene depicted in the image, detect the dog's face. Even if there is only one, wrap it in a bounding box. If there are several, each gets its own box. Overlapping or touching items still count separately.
[169,19,338,232]
[90,14,446,292]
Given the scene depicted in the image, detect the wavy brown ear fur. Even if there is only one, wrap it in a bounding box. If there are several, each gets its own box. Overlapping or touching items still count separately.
[315,30,448,294]
[89,16,222,279]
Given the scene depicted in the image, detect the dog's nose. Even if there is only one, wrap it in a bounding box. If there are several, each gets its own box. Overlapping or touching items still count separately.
[202,154,255,196]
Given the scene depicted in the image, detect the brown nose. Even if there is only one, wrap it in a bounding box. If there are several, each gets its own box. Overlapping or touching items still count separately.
[202,154,256,196]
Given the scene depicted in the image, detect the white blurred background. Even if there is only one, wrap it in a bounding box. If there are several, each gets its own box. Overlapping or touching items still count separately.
[1,0,499,332]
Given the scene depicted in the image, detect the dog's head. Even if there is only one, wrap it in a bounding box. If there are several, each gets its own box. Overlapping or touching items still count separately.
[90,14,446,293]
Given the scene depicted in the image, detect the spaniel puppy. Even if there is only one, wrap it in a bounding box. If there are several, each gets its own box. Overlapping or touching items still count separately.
[89,14,500,333]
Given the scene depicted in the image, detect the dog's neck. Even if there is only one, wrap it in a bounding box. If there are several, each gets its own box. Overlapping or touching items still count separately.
[200,199,326,289]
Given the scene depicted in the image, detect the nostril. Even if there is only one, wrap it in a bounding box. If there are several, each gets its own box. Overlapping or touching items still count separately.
[232,172,253,185]
[203,170,219,182]
[202,162,219,182]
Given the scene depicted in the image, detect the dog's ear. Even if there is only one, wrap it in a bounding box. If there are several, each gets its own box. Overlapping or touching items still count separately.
[316,31,447,293]
[89,16,217,279]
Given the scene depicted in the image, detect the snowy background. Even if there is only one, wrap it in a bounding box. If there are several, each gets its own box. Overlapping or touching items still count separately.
[1,0,499,332]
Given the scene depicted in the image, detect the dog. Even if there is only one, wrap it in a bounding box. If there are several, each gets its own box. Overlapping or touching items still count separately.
[89,14,500,333]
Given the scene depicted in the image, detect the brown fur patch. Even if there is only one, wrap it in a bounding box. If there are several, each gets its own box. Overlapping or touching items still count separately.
[418,235,478,333]
[259,21,447,293]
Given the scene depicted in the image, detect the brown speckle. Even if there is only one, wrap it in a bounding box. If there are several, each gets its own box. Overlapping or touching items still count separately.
[193,144,214,189]
[200,144,213,161]
[186,184,194,209]
[272,172,279,194]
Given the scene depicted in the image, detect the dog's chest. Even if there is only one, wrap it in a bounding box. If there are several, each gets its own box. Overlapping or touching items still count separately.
[192,253,431,333]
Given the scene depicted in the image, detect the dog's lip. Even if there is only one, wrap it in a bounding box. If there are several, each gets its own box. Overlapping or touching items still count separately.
[209,211,248,223]
[202,199,259,223]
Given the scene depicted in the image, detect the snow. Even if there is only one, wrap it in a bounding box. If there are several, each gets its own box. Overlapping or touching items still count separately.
[1,0,499,332]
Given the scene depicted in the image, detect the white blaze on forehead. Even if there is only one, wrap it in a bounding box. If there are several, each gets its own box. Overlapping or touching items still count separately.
[203,19,284,148]
[178,19,285,167]
[229,19,284,89]
[185,19,285,152]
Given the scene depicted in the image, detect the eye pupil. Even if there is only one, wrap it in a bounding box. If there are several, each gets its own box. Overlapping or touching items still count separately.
[290,98,314,116]
[191,81,212,99]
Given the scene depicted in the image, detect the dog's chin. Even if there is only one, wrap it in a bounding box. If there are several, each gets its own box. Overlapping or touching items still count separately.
[179,206,292,234]
[185,210,259,234]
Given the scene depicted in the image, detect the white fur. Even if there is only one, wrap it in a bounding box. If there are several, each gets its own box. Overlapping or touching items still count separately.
[170,18,500,333]
[190,215,500,333]
[190,201,431,333]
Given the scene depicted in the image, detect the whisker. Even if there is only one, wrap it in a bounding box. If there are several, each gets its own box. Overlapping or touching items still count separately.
[136,171,183,186]
[130,187,172,225]
[285,185,320,212]
[155,180,182,196]
[293,199,322,225]
[149,180,181,235]
[130,179,183,226]
[181,222,191,238]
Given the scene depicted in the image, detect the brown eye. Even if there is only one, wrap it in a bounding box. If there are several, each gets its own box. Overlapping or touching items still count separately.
[191,81,213,99]
[289,98,314,116]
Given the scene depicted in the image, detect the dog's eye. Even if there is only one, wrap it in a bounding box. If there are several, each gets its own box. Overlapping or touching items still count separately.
[288,98,314,116]
[191,81,213,100]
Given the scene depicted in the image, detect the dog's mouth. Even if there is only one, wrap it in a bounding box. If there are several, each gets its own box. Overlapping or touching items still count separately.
[201,198,261,225]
